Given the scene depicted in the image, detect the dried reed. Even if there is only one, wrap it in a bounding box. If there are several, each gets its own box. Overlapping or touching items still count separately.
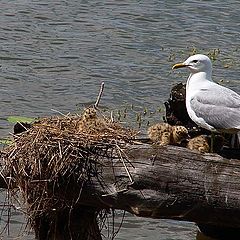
[1,108,137,227]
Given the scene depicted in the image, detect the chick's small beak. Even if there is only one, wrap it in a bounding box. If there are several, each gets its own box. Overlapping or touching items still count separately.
[172,62,188,70]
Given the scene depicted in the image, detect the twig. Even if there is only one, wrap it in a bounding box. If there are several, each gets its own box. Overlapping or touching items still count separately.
[116,144,133,183]
[17,122,30,132]
[51,109,70,117]
[94,82,105,109]
[110,111,114,123]
[113,210,125,239]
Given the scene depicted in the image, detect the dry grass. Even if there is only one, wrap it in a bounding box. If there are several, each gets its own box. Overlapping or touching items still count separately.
[1,108,137,226]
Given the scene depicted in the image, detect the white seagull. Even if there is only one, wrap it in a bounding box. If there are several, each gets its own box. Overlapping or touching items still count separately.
[172,54,240,147]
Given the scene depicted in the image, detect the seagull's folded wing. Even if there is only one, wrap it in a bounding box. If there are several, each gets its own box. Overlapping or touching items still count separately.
[190,84,240,130]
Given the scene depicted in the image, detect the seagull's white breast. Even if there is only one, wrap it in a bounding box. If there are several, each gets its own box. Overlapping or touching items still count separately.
[186,73,216,131]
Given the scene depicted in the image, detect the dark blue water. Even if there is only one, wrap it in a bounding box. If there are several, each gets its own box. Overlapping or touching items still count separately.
[0,1,239,239]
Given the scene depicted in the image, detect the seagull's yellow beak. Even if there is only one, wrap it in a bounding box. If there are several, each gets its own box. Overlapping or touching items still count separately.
[172,62,187,70]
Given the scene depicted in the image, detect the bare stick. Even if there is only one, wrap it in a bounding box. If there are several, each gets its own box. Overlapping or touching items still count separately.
[51,109,70,117]
[110,111,114,123]
[115,144,133,183]
[94,82,105,109]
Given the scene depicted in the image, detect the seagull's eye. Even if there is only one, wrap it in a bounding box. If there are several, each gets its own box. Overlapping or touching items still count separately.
[192,60,198,63]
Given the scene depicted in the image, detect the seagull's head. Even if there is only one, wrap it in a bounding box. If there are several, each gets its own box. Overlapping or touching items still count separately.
[172,54,212,74]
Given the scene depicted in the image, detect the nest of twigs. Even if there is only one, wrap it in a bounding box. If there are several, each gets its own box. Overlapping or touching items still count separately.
[2,108,137,225]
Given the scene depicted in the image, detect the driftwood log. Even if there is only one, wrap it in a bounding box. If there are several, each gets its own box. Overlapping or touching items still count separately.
[81,144,240,226]
[1,142,240,239]
[24,144,240,239]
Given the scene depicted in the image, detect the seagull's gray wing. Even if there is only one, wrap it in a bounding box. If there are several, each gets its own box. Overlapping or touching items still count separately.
[190,84,240,130]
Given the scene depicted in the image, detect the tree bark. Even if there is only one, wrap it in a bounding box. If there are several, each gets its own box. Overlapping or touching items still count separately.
[80,144,240,228]
[2,144,240,238]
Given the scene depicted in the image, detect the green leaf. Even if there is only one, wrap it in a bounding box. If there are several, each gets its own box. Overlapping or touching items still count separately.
[0,139,13,145]
[7,116,35,124]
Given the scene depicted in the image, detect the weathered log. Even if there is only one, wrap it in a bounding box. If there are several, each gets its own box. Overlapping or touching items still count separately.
[77,144,240,229]
[2,142,240,239]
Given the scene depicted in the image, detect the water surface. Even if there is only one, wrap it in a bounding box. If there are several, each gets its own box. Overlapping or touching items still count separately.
[0,1,239,239]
